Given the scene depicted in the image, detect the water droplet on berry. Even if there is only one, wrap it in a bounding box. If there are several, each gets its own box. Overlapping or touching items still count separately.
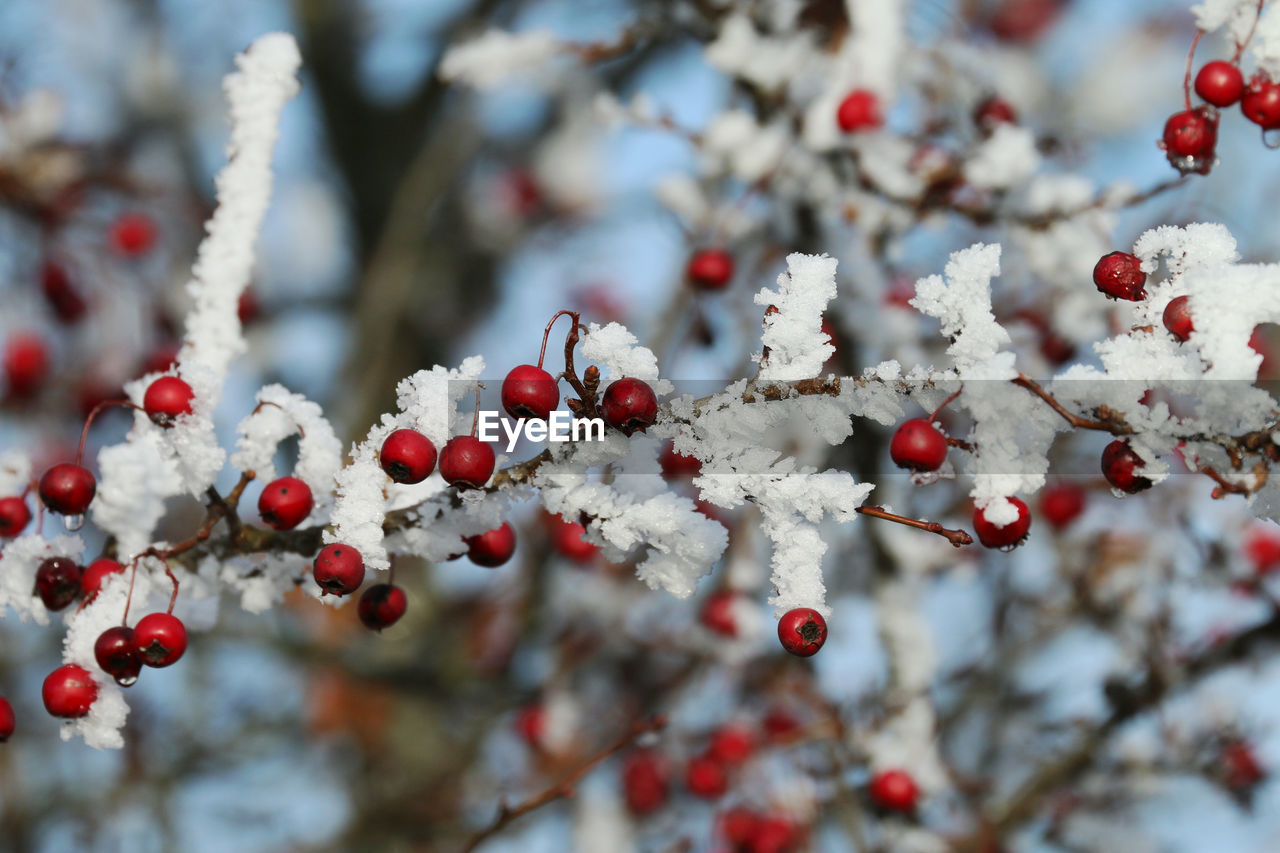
[1263,129,1280,150]
[64,514,85,532]
[114,673,138,687]
[1109,487,1129,499]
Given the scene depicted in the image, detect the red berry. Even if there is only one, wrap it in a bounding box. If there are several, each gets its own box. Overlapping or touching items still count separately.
[700,590,739,637]
[379,428,438,485]
[501,364,560,421]
[41,261,87,324]
[1161,109,1218,175]
[81,558,125,597]
[0,695,13,741]
[132,612,187,667]
[515,704,546,747]
[687,249,735,291]
[466,521,517,568]
[1092,251,1147,301]
[237,289,260,325]
[94,626,141,686]
[777,608,827,657]
[989,0,1063,42]
[34,557,82,611]
[0,496,32,537]
[708,724,754,765]
[39,463,96,516]
[659,441,701,478]
[974,96,1017,133]
[1224,739,1266,790]
[685,753,729,799]
[601,377,658,436]
[869,768,919,812]
[42,664,98,718]
[763,707,801,741]
[3,332,50,399]
[357,583,407,630]
[550,514,598,563]
[749,815,800,853]
[258,476,313,530]
[109,212,157,257]
[622,750,669,815]
[890,418,948,471]
[439,435,496,490]
[1195,61,1245,107]
[313,543,365,596]
[1246,526,1280,576]
[1101,440,1152,493]
[1242,74,1280,129]
[142,376,195,427]
[836,89,883,132]
[1040,482,1086,530]
[718,808,759,846]
[1163,295,1195,342]
[972,497,1031,550]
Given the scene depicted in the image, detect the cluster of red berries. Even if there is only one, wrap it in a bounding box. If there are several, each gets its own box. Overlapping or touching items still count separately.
[1162,56,1280,176]
[91,611,188,689]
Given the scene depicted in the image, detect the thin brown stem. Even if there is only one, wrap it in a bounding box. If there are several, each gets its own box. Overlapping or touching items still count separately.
[1185,30,1203,112]
[929,387,963,421]
[1011,375,1133,434]
[856,504,973,547]
[76,399,141,465]
[537,310,577,371]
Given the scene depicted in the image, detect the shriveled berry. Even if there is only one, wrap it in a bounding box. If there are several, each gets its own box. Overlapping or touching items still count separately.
[687,249,734,291]
[379,428,438,484]
[358,583,407,630]
[3,332,50,399]
[601,377,658,436]
[700,590,739,637]
[439,435,496,490]
[973,497,1031,549]
[890,418,948,471]
[466,521,517,568]
[685,754,729,799]
[869,768,919,812]
[39,463,96,516]
[313,543,365,596]
[501,364,560,421]
[0,496,32,537]
[34,557,81,611]
[143,376,195,427]
[42,664,97,718]
[258,476,313,530]
[622,750,668,815]
[777,607,827,657]
[1040,482,1086,530]
[94,626,141,686]
[81,558,125,597]
[1195,60,1245,107]
[1242,74,1280,129]
[0,695,13,741]
[1161,109,1218,175]
[1101,439,1152,493]
[1163,295,1194,342]
[836,89,883,132]
[132,612,187,668]
[1092,251,1147,301]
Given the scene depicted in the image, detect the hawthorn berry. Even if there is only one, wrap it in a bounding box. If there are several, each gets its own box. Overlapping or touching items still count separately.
[974,96,1017,134]
[143,375,195,427]
[1163,295,1194,342]
[1242,74,1280,130]
[109,212,157,257]
[622,750,669,815]
[685,754,729,799]
[358,583,407,630]
[601,377,658,435]
[972,497,1031,550]
[1195,61,1245,107]
[748,815,801,853]
[836,89,883,132]
[38,463,97,516]
[34,557,82,611]
[466,521,517,568]
[514,703,547,748]
[777,607,827,657]
[890,418,948,472]
[708,724,754,765]
[41,261,87,324]
[1092,252,1147,301]
[700,590,739,637]
[0,695,13,742]
[379,428,438,484]
[686,248,734,291]
[1101,439,1153,493]
[659,441,701,478]
[1040,482,1086,530]
[1245,526,1280,576]
[3,332,50,399]
[132,613,187,668]
[718,808,759,847]
[988,0,1063,42]
[502,364,560,421]
[439,435,496,490]
[258,476,313,530]
[94,626,141,686]
[550,514,598,563]
[1161,108,1218,175]
[0,496,31,537]
[81,558,125,597]
[42,664,97,718]
[868,768,919,812]
[313,543,365,596]
[1223,739,1266,790]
